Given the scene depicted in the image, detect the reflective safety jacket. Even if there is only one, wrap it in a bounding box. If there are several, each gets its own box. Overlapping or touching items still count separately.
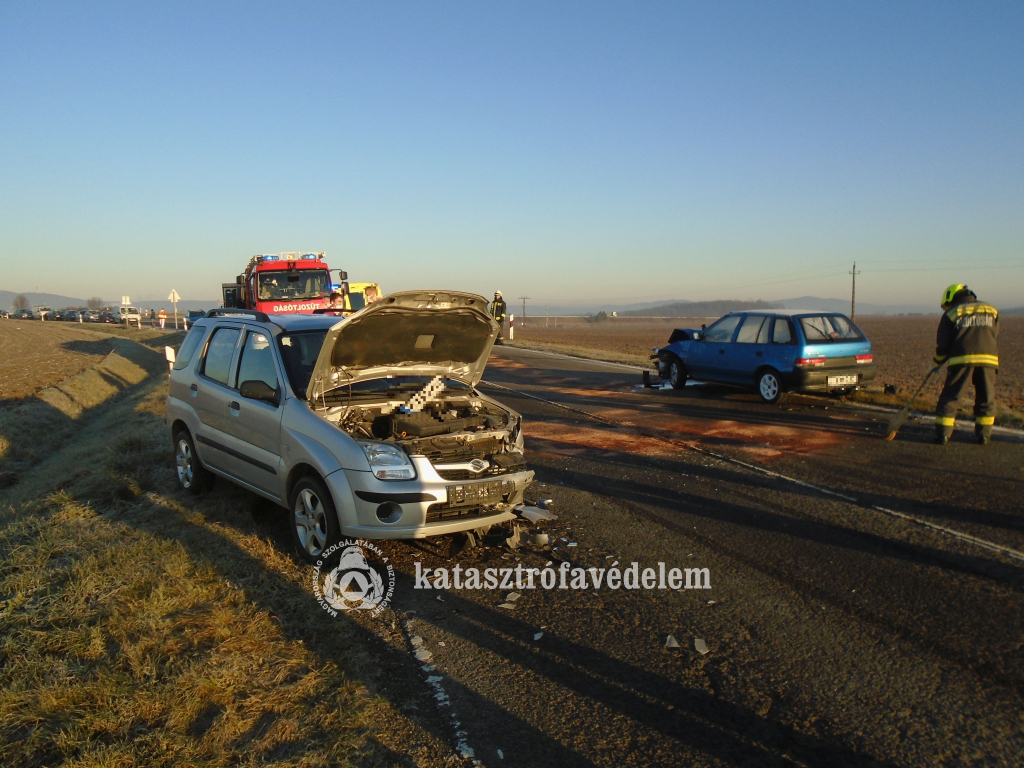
[934,291,999,369]
[490,298,507,323]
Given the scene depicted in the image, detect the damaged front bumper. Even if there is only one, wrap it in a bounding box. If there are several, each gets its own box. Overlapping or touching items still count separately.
[331,457,535,539]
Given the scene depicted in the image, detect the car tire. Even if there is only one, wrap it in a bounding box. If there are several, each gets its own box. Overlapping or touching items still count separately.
[668,359,687,389]
[290,475,342,563]
[756,369,785,404]
[173,429,214,494]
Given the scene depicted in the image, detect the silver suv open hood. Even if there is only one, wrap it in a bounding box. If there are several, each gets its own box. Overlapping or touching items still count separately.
[306,290,499,401]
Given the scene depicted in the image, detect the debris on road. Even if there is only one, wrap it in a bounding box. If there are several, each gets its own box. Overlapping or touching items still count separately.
[530,530,550,546]
[414,647,433,663]
[694,638,709,655]
[505,592,521,602]
[665,635,680,648]
[516,504,558,523]
[534,632,544,641]
[498,603,516,610]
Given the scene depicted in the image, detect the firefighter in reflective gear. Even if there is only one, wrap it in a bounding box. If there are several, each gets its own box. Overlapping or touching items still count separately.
[490,290,507,343]
[933,284,999,445]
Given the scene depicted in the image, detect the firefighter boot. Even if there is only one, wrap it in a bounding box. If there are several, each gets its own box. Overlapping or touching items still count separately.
[975,415,994,445]
[934,425,952,446]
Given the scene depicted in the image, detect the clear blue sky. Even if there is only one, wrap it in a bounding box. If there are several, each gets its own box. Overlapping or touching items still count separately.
[2,2,1022,308]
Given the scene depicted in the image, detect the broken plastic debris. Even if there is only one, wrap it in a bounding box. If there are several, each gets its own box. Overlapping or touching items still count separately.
[707,600,716,606]
[426,675,443,683]
[694,638,709,655]
[438,641,446,647]
[531,531,550,546]
[515,504,557,523]
[498,603,516,610]
[534,632,544,641]
[505,592,521,602]
[665,635,680,648]
[414,648,433,662]
[566,542,577,547]
[410,635,424,648]
[498,748,504,759]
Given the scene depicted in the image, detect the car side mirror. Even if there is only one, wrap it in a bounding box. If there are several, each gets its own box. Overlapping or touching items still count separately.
[240,379,279,405]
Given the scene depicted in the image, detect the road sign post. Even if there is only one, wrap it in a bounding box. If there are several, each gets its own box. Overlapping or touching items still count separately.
[168,289,181,330]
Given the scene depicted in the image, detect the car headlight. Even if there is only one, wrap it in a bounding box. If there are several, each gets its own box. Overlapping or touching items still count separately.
[358,441,417,481]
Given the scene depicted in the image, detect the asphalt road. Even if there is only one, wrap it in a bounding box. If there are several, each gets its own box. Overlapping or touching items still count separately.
[362,345,1024,768]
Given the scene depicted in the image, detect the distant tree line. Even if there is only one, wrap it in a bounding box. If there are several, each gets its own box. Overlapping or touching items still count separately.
[623,299,781,317]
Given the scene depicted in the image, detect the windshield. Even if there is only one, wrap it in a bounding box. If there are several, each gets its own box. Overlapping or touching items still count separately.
[799,315,864,343]
[258,269,330,301]
[278,330,328,397]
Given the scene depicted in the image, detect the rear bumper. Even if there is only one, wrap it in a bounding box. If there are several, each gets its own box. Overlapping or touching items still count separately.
[784,363,877,391]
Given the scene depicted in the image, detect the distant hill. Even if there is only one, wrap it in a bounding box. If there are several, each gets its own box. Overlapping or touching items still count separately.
[622,299,781,317]
[1003,306,1024,315]
[775,296,936,315]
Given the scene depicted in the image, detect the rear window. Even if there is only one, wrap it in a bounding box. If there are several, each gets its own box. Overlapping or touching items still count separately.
[173,326,205,371]
[799,315,864,343]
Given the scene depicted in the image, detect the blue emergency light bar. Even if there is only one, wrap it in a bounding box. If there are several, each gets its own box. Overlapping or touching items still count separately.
[262,255,278,261]
[301,253,317,260]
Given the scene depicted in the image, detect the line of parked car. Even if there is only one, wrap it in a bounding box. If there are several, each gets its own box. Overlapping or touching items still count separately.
[2,308,123,323]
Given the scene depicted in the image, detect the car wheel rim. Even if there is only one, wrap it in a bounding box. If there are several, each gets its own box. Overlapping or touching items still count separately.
[760,374,778,400]
[295,488,328,556]
[670,364,681,386]
[176,439,193,488]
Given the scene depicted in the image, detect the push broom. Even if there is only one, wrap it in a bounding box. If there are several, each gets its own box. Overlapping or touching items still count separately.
[884,365,940,440]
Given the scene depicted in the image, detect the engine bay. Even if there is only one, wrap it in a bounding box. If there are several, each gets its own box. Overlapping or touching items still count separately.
[317,375,521,461]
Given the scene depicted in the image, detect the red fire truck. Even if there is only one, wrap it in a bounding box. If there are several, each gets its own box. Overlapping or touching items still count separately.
[221,253,347,314]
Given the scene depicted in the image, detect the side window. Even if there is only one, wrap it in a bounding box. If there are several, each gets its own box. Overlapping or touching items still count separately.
[173,326,206,370]
[771,318,794,344]
[735,315,767,344]
[702,315,742,343]
[201,327,240,384]
[237,330,279,392]
[756,316,771,344]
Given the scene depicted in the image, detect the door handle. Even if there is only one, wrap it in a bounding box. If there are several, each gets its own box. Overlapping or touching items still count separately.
[190,383,198,397]
[718,349,725,354]
[230,401,240,411]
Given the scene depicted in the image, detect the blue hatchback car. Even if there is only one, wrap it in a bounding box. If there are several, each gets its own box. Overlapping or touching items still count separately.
[652,310,877,403]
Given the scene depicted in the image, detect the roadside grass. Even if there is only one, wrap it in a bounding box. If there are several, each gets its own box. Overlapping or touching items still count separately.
[0,337,434,767]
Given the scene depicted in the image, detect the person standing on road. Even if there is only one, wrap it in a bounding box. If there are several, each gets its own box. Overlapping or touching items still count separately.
[158,308,167,329]
[933,284,999,445]
[490,290,507,343]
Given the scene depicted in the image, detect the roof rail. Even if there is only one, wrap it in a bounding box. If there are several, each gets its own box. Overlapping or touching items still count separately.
[205,308,273,323]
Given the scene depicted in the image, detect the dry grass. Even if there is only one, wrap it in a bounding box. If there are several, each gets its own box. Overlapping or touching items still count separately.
[0,337,438,767]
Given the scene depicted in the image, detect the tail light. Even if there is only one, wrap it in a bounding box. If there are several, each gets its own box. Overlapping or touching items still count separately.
[796,357,826,366]
[855,354,873,364]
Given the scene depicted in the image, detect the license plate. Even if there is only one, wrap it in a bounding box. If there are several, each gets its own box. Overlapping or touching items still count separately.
[447,480,504,507]
[827,375,858,386]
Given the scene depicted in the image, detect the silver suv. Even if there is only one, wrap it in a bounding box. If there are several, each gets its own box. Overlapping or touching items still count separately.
[165,291,534,560]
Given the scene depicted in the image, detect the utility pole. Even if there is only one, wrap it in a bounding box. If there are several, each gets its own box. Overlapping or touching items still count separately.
[849,262,860,322]
[546,305,549,328]
[518,295,530,326]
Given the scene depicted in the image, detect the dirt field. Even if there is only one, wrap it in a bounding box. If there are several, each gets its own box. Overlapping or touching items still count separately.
[512,315,1024,414]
